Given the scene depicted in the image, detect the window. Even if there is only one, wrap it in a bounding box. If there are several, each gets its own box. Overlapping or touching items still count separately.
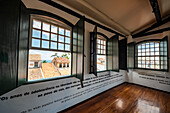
[136,41,168,70]
[28,17,71,81]
[97,37,106,71]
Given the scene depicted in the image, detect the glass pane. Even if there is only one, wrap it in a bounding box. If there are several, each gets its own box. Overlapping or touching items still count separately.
[98,50,100,54]
[97,39,100,44]
[142,57,145,61]
[32,29,41,38]
[101,40,104,44]
[97,45,100,49]
[142,44,145,48]
[146,57,149,61]
[146,44,149,48]
[59,27,64,35]
[58,43,64,50]
[155,42,159,47]
[42,32,49,40]
[33,20,41,29]
[65,37,70,44]
[59,35,64,42]
[51,25,57,33]
[155,52,159,55]
[101,45,104,49]
[138,52,141,56]
[146,52,149,56]
[51,34,57,41]
[142,52,145,56]
[155,57,159,60]
[42,40,49,48]
[32,39,40,47]
[150,48,154,52]
[151,51,154,55]
[65,44,70,51]
[51,42,57,49]
[42,23,50,31]
[138,57,141,60]
[142,49,145,52]
[150,57,154,60]
[138,45,141,49]
[138,49,141,52]
[150,42,154,48]
[65,30,70,37]
[155,48,159,51]
[104,41,106,45]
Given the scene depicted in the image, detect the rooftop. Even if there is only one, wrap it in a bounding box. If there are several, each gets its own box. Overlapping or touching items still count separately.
[52,57,70,63]
[29,54,41,61]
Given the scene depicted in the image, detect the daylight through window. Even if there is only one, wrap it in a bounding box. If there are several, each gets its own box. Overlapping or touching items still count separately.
[136,41,160,69]
[97,37,106,71]
[28,18,71,81]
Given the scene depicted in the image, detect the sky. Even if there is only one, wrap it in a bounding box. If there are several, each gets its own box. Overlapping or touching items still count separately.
[29,49,71,61]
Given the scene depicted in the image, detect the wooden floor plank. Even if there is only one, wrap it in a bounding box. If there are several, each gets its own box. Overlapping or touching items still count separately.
[60,83,170,113]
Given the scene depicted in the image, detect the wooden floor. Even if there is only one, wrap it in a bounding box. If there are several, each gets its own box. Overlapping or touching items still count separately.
[60,83,170,113]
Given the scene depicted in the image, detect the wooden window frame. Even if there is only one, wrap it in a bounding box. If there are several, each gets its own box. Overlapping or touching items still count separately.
[136,41,161,70]
[97,37,106,55]
[30,18,71,52]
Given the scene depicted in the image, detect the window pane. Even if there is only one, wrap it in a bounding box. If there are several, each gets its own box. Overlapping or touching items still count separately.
[155,52,159,55]
[58,43,64,50]
[51,25,57,33]
[32,39,40,47]
[33,20,41,29]
[150,42,154,47]
[146,44,149,48]
[142,44,145,48]
[138,52,141,56]
[59,35,64,42]
[146,52,149,56]
[50,42,57,49]
[32,29,41,38]
[65,44,70,51]
[59,27,64,35]
[65,37,70,44]
[101,45,104,49]
[138,45,141,49]
[155,57,159,60]
[42,40,49,48]
[142,52,145,56]
[97,39,100,44]
[155,48,159,51]
[51,34,57,41]
[98,50,100,54]
[42,23,50,31]
[138,57,141,60]
[151,51,154,55]
[101,40,104,45]
[104,41,106,45]
[42,32,49,40]
[155,42,159,47]
[97,45,100,49]
[65,30,70,37]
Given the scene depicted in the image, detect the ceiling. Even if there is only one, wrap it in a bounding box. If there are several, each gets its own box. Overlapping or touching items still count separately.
[54,0,170,36]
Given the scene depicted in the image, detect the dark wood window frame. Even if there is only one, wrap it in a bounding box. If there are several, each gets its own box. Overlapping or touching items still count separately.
[135,40,168,71]
[30,17,71,52]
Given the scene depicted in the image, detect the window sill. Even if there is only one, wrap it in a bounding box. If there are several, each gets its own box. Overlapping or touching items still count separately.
[24,75,73,85]
[131,69,169,76]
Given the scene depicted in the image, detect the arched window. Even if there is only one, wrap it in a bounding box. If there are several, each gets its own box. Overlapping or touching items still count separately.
[136,38,168,71]
[28,15,71,81]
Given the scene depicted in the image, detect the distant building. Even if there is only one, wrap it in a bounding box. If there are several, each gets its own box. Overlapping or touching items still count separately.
[52,57,70,68]
[29,54,41,68]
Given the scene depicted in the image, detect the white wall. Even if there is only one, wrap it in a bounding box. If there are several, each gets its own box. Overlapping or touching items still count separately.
[0,72,125,113]
[127,69,170,92]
